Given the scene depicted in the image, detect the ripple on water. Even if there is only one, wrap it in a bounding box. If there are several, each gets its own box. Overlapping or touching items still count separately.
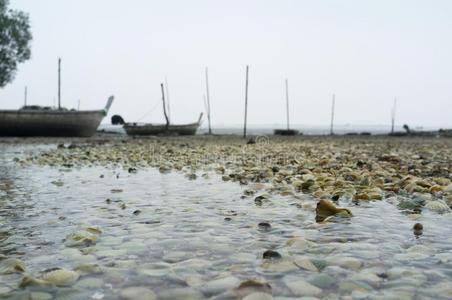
[1,144,452,299]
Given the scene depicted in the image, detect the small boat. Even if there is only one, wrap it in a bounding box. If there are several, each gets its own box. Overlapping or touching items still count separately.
[124,113,203,136]
[0,96,114,137]
[124,83,202,136]
[0,58,114,137]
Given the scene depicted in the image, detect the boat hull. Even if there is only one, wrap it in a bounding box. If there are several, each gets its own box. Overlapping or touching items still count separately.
[124,123,200,136]
[273,129,300,136]
[0,110,107,137]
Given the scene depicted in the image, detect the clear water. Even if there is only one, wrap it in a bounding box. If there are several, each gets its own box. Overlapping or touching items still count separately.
[1,144,452,299]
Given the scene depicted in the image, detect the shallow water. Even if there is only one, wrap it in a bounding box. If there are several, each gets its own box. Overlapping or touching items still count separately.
[1,144,452,299]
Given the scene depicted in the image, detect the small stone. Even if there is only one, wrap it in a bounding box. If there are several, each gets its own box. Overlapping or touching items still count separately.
[285,279,322,296]
[30,292,53,300]
[263,250,282,260]
[120,287,157,300]
[243,292,273,300]
[294,257,318,272]
[315,199,352,222]
[202,276,240,295]
[236,279,272,298]
[307,273,336,289]
[424,200,450,213]
[158,287,204,300]
[258,222,272,231]
[413,223,423,236]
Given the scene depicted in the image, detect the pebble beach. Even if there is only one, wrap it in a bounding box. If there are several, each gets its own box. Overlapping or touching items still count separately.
[1,135,452,299]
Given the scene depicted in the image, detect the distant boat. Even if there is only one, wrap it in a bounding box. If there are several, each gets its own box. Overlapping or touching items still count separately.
[123,82,202,136]
[0,96,114,137]
[124,113,203,136]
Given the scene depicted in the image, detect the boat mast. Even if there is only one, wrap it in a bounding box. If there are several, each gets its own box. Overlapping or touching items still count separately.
[285,79,290,130]
[391,97,397,134]
[165,77,171,123]
[24,86,27,106]
[243,65,249,138]
[330,94,335,135]
[161,83,170,129]
[205,67,212,135]
[58,58,61,110]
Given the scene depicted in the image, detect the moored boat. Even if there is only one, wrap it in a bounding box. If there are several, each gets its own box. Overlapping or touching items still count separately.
[124,113,203,136]
[124,82,203,136]
[0,96,114,137]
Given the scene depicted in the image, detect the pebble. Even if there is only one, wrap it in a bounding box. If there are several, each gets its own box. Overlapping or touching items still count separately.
[307,273,336,289]
[293,257,318,272]
[243,292,274,300]
[424,200,451,213]
[261,260,299,273]
[263,250,282,260]
[30,292,53,300]
[158,287,205,300]
[202,276,240,295]
[338,280,373,293]
[120,287,157,300]
[74,277,104,289]
[326,256,363,270]
[284,279,322,296]
[258,222,272,231]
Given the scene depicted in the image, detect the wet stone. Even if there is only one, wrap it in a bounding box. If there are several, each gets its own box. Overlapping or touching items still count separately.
[258,222,272,231]
[307,273,336,289]
[263,250,282,260]
[284,278,322,297]
[120,287,157,300]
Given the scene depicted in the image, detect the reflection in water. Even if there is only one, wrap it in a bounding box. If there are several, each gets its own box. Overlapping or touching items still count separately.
[0,144,451,299]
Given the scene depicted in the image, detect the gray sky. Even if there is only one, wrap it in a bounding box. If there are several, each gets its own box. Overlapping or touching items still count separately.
[1,0,452,127]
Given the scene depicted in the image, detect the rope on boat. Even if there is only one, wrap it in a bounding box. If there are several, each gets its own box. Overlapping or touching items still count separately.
[136,100,161,122]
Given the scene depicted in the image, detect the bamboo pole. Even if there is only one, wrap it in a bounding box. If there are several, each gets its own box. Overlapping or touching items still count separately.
[205,67,212,135]
[243,65,249,138]
[58,58,61,110]
[165,77,171,123]
[285,79,290,130]
[161,83,169,129]
[391,97,397,134]
[330,94,335,135]
[24,86,27,106]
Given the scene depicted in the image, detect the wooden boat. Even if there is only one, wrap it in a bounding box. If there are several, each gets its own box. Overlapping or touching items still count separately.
[124,113,203,136]
[0,58,114,137]
[273,129,299,136]
[124,82,202,136]
[0,96,114,137]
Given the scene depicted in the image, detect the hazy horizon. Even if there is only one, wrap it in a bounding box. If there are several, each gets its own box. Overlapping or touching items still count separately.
[1,0,451,128]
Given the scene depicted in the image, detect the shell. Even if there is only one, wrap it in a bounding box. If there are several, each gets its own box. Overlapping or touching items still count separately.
[65,230,99,247]
[20,268,79,288]
[315,199,352,222]
[41,268,80,286]
[294,257,319,272]
[0,258,26,274]
[424,201,451,214]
